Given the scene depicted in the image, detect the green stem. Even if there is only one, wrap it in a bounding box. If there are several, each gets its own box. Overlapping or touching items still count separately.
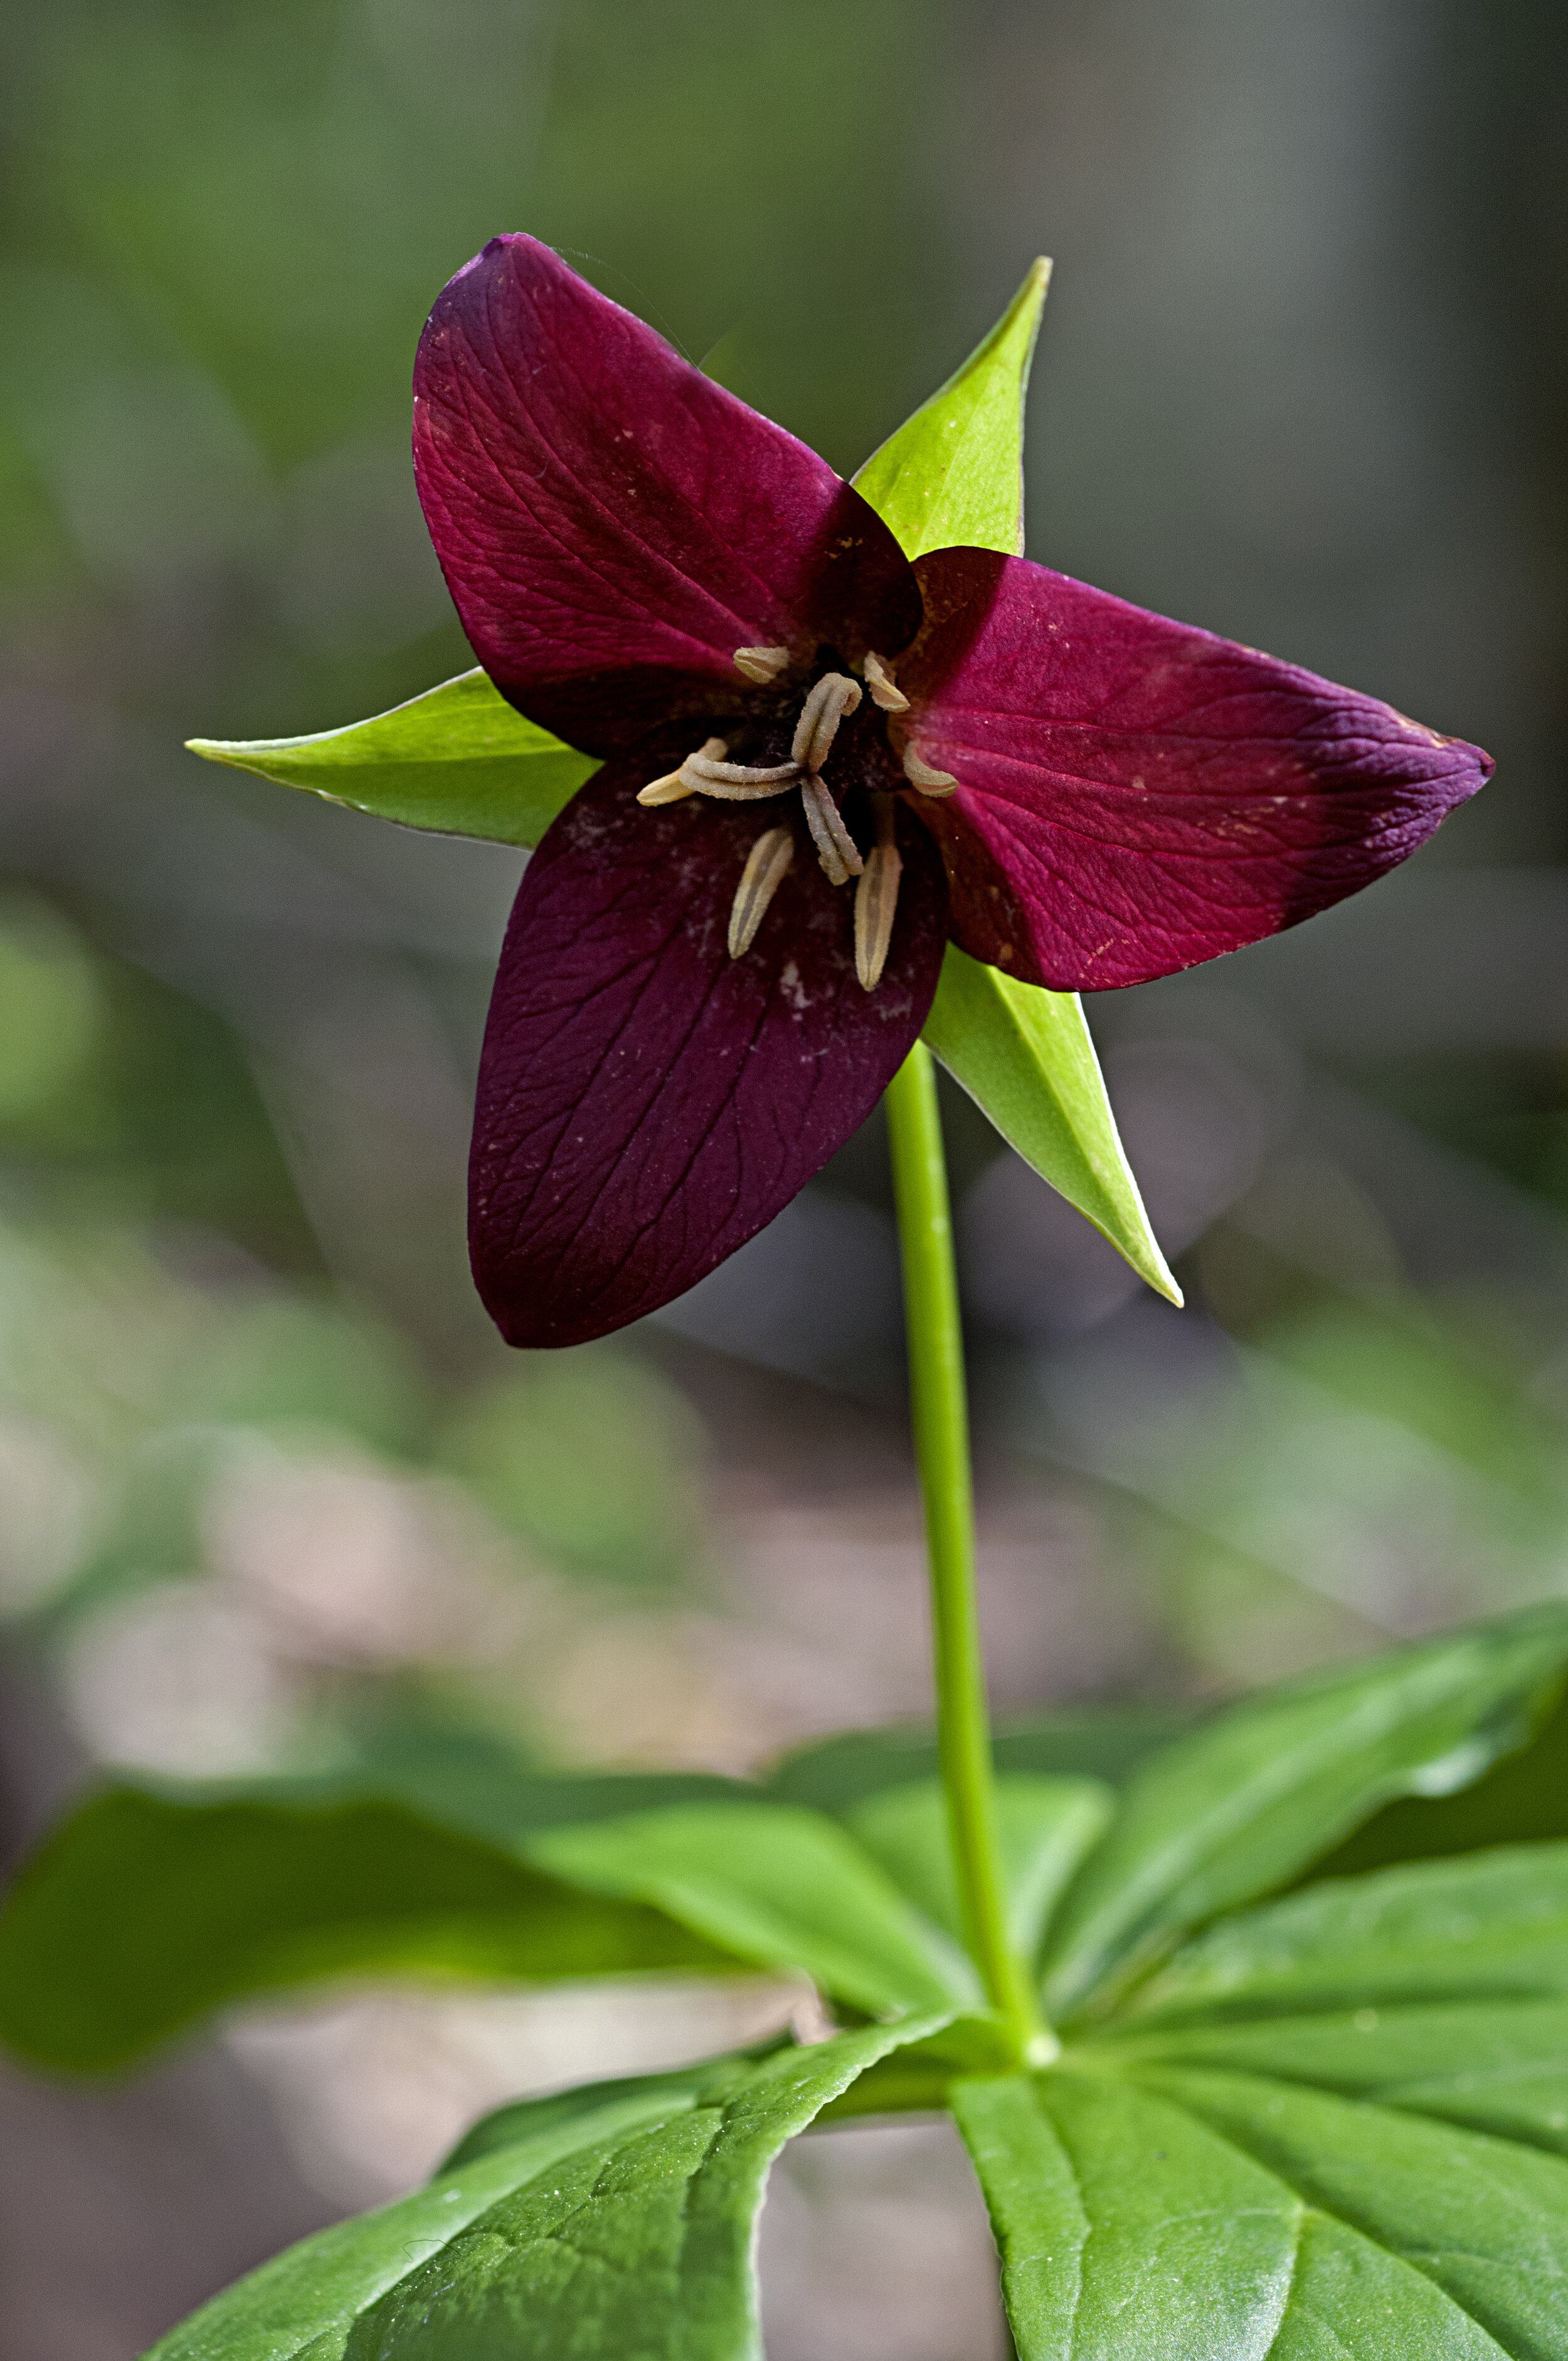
[884,1040,1054,2065]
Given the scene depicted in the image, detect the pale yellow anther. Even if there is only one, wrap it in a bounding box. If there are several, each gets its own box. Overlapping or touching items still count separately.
[638,736,728,805]
[637,770,697,805]
[903,747,958,796]
[685,754,801,788]
[800,775,864,886]
[728,827,795,958]
[862,653,909,713]
[854,802,903,991]
[791,672,863,772]
[733,645,792,685]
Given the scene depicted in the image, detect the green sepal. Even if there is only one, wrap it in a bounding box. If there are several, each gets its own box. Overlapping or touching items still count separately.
[922,943,1182,1304]
[186,667,596,848]
[850,260,1171,1304]
[144,2015,955,2361]
[852,257,1050,561]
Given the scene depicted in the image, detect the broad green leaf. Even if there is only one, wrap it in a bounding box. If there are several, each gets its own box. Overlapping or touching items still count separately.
[1042,1604,1568,2020]
[766,1702,1198,1816]
[852,257,1050,561]
[1150,2064,1568,2357]
[147,2018,952,2361]
[1120,1843,1568,2026]
[957,2067,1533,2360]
[528,1801,979,2016]
[844,1773,1113,1963]
[923,944,1180,1303]
[0,1786,740,2070]
[186,667,596,848]
[955,2072,1306,2360]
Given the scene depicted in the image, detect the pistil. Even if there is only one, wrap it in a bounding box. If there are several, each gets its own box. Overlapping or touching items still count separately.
[801,775,864,886]
[791,672,863,771]
[642,664,924,982]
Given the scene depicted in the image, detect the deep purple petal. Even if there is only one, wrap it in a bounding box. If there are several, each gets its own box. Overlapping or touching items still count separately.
[470,744,948,1347]
[899,549,1491,991]
[413,237,921,756]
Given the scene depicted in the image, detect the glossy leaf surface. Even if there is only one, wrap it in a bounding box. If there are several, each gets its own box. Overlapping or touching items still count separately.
[954,2059,1567,2360]
[922,943,1180,1302]
[1042,1603,1568,2019]
[187,667,596,847]
[959,1844,1568,2357]
[146,2017,950,2361]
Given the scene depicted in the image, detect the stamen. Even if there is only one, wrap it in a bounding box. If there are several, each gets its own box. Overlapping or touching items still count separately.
[791,672,863,771]
[637,736,728,805]
[800,775,864,885]
[728,827,795,958]
[862,653,909,713]
[903,747,958,796]
[684,754,802,787]
[854,798,903,991]
[733,645,792,685]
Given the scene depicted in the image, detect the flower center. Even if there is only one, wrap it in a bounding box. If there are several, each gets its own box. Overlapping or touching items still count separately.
[635,650,954,992]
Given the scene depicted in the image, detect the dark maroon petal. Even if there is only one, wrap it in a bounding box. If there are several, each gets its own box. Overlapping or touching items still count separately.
[413,236,921,756]
[898,548,1491,991]
[470,745,948,1347]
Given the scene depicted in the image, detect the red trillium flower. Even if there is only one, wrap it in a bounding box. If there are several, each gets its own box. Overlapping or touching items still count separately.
[412,236,1491,1350]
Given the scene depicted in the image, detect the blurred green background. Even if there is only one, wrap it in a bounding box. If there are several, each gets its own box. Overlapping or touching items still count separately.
[2,1,1566,2352]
